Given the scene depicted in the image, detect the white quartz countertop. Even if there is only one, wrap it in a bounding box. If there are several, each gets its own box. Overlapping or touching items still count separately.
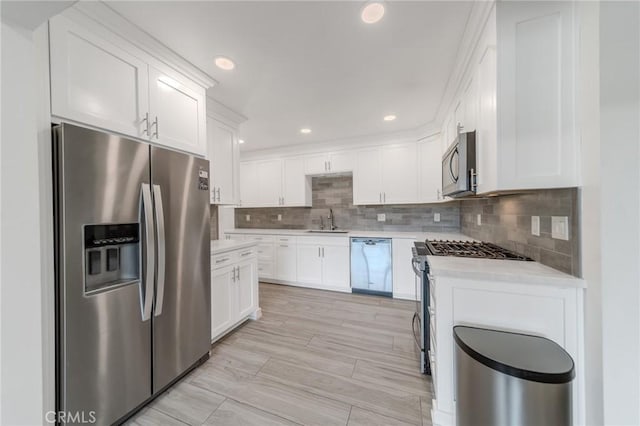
[427,256,586,288]
[211,239,256,255]
[224,228,474,241]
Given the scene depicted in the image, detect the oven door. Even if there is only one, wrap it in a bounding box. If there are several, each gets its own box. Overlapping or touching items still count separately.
[442,139,463,197]
[411,257,431,375]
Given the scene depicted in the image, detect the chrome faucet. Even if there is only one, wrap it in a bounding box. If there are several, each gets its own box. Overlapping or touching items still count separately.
[328,208,337,231]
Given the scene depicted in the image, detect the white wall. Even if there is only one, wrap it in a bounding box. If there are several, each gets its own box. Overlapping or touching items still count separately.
[600,2,640,424]
[577,2,603,424]
[0,20,47,425]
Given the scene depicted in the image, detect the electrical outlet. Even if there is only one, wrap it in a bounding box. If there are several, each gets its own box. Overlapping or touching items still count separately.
[377,213,386,222]
[434,213,441,223]
[477,214,482,226]
[552,216,569,240]
[245,214,250,222]
[531,216,540,236]
[277,214,282,221]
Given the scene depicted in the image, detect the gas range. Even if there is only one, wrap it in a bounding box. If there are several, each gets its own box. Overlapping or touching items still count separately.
[423,240,533,261]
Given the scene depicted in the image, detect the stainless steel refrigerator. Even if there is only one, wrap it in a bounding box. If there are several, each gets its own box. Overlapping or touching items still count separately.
[53,123,211,425]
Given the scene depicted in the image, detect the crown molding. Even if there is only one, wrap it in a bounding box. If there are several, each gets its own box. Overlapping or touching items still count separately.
[240,127,427,161]
[434,0,495,127]
[206,97,247,127]
[70,1,217,89]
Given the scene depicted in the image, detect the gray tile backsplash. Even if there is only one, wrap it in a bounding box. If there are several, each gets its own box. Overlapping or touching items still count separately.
[224,175,581,276]
[459,188,580,276]
[235,176,461,232]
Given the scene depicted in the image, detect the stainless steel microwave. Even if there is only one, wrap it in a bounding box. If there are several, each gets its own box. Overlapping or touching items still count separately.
[442,131,477,198]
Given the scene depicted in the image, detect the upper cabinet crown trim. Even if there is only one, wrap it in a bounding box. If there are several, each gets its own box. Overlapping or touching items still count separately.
[67,2,217,89]
[206,97,247,127]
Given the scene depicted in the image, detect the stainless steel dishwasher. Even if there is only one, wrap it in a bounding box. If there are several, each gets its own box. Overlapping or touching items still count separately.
[350,237,393,297]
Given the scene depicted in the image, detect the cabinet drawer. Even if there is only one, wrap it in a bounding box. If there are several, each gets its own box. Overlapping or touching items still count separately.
[257,243,275,260]
[257,261,274,277]
[238,247,256,259]
[276,236,296,244]
[212,253,236,269]
[246,234,276,243]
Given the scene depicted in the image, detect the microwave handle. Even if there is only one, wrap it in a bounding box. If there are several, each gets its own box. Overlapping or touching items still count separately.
[449,147,459,183]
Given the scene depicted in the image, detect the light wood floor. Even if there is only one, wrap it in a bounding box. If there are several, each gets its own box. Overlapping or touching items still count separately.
[126,283,433,426]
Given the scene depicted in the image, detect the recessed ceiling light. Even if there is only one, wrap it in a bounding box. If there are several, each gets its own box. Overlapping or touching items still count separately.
[214,56,235,70]
[238,139,245,144]
[361,2,385,24]
[300,128,312,134]
[383,114,396,121]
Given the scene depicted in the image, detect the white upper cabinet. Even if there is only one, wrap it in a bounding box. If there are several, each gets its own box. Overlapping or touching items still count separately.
[50,15,149,139]
[353,143,419,205]
[283,157,312,207]
[239,162,259,207]
[446,2,578,194]
[353,148,383,205]
[418,135,446,203]
[257,160,283,207]
[496,0,577,190]
[208,117,239,205]
[328,151,355,173]
[304,151,355,175]
[49,13,211,157]
[240,157,311,208]
[148,66,207,156]
[304,154,329,175]
[381,143,419,204]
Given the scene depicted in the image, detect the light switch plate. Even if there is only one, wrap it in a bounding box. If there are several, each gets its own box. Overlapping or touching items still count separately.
[434,213,441,222]
[377,213,386,222]
[477,214,482,226]
[245,214,250,222]
[551,216,569,240]
[277,214,282,221]
[531,216,540,236]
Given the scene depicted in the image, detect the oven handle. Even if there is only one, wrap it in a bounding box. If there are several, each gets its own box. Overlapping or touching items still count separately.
[411,258,422,277]
[412,312,422,351]
[449,147,459,183]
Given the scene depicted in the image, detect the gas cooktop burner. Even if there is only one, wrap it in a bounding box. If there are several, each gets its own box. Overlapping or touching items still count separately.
[425,240,532,261]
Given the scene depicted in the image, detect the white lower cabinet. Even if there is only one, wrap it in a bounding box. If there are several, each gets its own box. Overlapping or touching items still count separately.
[210,246,259,342]
[275,238,297,281]
[429,274,584,426]
[296,237,350,292]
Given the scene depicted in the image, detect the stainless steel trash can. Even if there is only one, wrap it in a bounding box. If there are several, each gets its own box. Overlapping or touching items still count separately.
[454,326,575,426]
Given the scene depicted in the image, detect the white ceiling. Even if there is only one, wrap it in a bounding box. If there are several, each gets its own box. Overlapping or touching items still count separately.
[107,1,473,151]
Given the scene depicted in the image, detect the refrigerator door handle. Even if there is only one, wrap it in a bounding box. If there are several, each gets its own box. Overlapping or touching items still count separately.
[153,184,167,317]
[141,183,155,321]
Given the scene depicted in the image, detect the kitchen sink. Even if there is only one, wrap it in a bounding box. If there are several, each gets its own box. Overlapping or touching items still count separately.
[306,230,349,234]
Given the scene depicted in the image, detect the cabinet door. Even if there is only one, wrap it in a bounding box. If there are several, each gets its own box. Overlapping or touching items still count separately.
[392,239,418,300]
[418,137,444,203]
[257,160,283,207]
[353,148,382,205]
[463,77,478,132]
[236,260,257,319]
[321,245,350,291]
[239,162,259,207]
[211,266,235,339]
[148,66,207,156]
[296,244,323,285]
[328,151,355,173]
[49,15,149,139]
[476,28,498,194]
[276,243,297,281]
[208,117,238,204]
[497,1,577,189]
[304,154,329,175]
[381,143,419,204]
[283,157,311,206]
